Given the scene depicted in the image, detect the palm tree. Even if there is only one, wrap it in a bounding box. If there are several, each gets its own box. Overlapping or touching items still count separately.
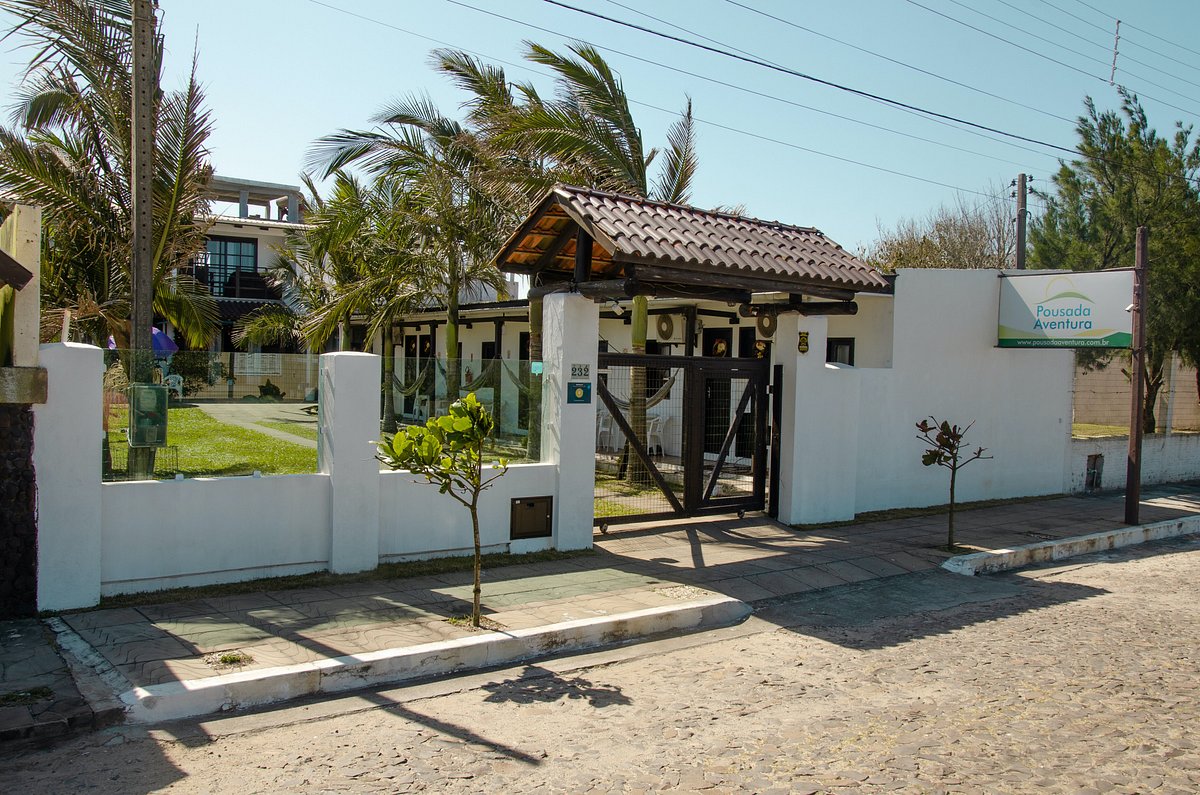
[300,173,428,433]
[234,173,365,354]
[0,0,217,348]
[436,42,699,481]
[310,97,513,397]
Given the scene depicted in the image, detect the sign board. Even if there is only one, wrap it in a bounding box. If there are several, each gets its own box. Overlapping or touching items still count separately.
[567,381,591,404]
[570,362,590,378]
[998,270,1134,348]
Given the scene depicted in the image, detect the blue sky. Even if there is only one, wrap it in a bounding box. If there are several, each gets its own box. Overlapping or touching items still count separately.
[3,0,1200,252]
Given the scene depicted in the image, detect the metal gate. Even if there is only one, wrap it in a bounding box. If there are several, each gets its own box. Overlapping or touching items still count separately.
[594,353,773,527]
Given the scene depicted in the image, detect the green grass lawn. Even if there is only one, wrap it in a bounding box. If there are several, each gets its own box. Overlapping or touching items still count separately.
[107,407,317,479]
[1072,422,1130,438]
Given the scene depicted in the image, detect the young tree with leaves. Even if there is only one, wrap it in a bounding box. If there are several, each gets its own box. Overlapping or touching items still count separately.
[916,417,992,550]
[377,393,508,628]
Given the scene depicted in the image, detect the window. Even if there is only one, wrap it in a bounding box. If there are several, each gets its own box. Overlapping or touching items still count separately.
[200,236,259,298]
[827,337,855,366]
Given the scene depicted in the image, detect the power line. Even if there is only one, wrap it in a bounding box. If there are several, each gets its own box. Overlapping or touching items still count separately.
[1071,0,1200,61]
[718,0,1074,125]
[593,0,1054,169]
[531,0,1200,188]
[532,0,1085,157]
[1051,0,1200,79]
[950,0,1200,106]
[302,0,1012,200]
[908,0,1200,119]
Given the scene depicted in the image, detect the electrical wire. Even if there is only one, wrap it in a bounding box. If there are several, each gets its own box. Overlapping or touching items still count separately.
[908,0,1200,119]
[525,0,1085,157]
[1051,0,1200,79]
[718,0,1074,125]
[303,0,1020,199]
[992,0,1200,93]
[1071,0,1200,61]
[942,0,1200,109]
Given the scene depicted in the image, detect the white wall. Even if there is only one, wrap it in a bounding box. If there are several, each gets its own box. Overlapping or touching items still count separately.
[775,269,1076,523]
[850,269,1075,514]
[380,463,558,559]
[1067,434,1200,493]
[101,475,331,595]
[37,343,583,610]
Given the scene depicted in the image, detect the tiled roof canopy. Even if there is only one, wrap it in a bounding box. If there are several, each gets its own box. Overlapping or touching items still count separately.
[495,185,890,297]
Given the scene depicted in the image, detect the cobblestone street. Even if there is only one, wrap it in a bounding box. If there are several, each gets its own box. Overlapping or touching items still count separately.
[3,536,1198,793]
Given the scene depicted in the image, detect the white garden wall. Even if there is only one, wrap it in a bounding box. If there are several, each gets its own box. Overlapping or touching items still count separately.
[101,474,331,595]
[379,463,558,560]
[36,340,591,611]
[776,269,1077,524]
[1067,433,1200,493]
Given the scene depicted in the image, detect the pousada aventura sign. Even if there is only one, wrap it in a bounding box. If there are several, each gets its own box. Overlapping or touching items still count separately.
[997,269,1134,349]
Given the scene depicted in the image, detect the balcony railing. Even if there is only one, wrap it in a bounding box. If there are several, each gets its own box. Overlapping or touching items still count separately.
[182,257,280,301]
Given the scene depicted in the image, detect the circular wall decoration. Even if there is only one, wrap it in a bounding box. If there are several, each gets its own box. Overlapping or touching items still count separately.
[756,314,778,338]
[656,314,675,341]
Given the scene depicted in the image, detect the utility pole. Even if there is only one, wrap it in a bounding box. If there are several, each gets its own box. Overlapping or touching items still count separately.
[130,0,155,381]
[1014,173,1027,270]
[1125,226,1148,525]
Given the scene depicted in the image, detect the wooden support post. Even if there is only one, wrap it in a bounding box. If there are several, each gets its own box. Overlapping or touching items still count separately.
[1125,226,1148,525]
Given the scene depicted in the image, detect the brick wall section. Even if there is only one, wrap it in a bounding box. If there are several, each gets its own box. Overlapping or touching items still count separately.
[0,405,36,618]
[1073,356,1200,431]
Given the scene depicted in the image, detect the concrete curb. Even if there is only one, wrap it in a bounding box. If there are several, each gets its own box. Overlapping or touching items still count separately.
[119,594,750,724]
[942,516,1200,576]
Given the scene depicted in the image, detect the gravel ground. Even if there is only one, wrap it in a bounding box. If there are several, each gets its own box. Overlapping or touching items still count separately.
[3,536,1198,794]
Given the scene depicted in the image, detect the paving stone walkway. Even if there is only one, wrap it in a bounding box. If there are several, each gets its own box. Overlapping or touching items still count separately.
[3,482,1198,746]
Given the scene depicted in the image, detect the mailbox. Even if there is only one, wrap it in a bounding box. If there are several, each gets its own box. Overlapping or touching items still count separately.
[510,496,553,540]
[127,384,168,448]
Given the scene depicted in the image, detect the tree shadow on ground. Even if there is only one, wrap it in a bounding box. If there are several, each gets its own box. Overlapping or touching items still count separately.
[480,665,632,708]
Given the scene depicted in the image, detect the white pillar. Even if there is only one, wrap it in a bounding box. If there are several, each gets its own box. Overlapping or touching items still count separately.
[774,315,860,525]
[319,352,381,573]
[34,343,104,610]
[540,293,599,550]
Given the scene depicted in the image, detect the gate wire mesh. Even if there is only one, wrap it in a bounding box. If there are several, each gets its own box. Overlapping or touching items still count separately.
[700,375,759,502]
[595,360,684,520]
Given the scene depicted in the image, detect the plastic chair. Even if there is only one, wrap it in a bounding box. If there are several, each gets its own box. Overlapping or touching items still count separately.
[646,415,664,457]
[162,374,184,400]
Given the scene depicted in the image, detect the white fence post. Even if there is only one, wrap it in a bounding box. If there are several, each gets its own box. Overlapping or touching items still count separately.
[34,342,104,610]
[540,293,599,550]
[774,314,861,525]
[319,352,382,573]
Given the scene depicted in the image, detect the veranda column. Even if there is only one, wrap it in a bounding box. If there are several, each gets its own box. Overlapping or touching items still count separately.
[540,293,600,550]
[319,352,382,573]
[34,343,105,610]
[774,314,860,524]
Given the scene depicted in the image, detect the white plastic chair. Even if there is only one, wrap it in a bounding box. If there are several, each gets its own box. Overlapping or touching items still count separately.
[162,374,184,400]
[646,415,664,457]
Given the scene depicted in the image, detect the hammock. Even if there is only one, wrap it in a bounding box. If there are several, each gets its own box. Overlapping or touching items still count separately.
[392,360,433,397]
[462,357,502,392]
[603,371,677,412]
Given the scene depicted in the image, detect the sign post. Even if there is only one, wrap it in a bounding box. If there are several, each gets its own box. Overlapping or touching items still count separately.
[1125,227,1148,525]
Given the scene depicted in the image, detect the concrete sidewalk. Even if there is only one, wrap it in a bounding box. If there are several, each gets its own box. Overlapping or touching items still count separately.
[4,483,1199,735]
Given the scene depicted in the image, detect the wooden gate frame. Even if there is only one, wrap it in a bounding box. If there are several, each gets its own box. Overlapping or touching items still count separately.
[595,353,772,526]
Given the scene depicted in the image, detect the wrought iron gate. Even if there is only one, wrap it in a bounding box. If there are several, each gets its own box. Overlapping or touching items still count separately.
[594,353,773,527]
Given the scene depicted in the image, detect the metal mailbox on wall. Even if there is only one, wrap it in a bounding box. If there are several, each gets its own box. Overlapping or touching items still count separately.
[127,384,168,448]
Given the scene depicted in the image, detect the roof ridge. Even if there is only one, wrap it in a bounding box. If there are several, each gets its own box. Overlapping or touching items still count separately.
[551,183,826,238]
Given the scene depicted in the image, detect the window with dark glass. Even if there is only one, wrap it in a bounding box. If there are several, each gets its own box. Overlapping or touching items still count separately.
[199,236,258,298]
[827,337,855,366]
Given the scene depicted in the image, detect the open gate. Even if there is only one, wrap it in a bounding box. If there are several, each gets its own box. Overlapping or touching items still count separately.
[594,353,775,527]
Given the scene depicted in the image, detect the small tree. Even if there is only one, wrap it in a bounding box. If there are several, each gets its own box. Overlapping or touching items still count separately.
[377,393,508,627]
[916,417,992,550]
